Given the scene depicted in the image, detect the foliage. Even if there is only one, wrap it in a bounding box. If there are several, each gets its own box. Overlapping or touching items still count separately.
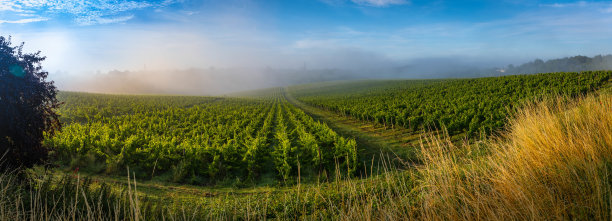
[9,80,611,220]
[0,36,60,169]
[500,55,612,75]
[45,89,358,185]
[289,71,612,137]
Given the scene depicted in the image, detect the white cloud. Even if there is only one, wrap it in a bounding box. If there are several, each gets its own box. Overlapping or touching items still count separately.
[539,2,612,16]
[320,0,409,7]
[0,17,48,24]
[0,0,175,25]
[294,39,341,49]
[351,0,409,7]
[81,15,135,25]
[540,1,591,8]
[0,1,23,12]
[601,7,612,13]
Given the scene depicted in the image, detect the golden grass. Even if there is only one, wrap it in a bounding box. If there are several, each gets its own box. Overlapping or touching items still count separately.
[420,94,612,220]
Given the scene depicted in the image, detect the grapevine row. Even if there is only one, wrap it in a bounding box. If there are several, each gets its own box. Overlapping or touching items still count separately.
[45,90,359,185]
[289,71,612,136]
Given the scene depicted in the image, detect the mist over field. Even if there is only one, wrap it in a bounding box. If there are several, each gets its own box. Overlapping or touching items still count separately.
[54,54,612,95]
[58,68,356,95]
[53,65,470,95]
[0,0,612,95]
[3,0,612,95]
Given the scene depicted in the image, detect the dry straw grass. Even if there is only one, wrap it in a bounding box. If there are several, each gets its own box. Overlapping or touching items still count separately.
[420,94,612,220]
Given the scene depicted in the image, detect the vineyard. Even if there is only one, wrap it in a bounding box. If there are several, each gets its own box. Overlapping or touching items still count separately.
[288,71,612,136]
[45,90,357,185]
[5,1,612,217]
[21,71,612,219]
[44,71,611,186]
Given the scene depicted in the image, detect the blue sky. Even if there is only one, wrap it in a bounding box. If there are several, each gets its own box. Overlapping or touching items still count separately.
[1,0,612,76]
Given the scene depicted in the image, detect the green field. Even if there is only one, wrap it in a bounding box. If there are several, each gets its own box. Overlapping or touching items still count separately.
[289,71,612,136]
[44,71,612,186]
[18,71,611,219]
[46,89,358,185]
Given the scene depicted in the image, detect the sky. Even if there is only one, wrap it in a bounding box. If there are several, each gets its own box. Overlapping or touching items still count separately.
[1,0,612,93]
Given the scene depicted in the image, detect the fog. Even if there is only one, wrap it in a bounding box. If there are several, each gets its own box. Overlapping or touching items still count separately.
[58,68,346,95]
[58,67,380,95]
[54,53,612,95]
[38,27,524,95]
[53,56,512,95]
[5,0,612,95]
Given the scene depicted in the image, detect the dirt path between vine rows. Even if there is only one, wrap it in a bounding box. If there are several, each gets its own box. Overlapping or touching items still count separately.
[281,88,423,166]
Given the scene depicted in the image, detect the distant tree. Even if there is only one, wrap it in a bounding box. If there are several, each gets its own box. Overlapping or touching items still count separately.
[0,36,60,170]
[498,55,612,76]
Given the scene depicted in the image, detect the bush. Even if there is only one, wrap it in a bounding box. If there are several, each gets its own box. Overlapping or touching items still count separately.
[0,36,60,170]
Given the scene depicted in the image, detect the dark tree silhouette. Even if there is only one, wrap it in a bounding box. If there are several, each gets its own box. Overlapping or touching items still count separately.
[0,36,60,170]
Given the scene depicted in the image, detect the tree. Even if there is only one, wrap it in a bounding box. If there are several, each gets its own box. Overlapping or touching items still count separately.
[0,36,60,170]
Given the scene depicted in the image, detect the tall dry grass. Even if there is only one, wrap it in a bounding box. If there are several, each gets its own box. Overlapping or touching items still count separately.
[420,94,612,220]
[0,170,146,221]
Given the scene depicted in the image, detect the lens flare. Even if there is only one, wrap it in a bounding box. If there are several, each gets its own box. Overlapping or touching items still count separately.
[9,64,25,77]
